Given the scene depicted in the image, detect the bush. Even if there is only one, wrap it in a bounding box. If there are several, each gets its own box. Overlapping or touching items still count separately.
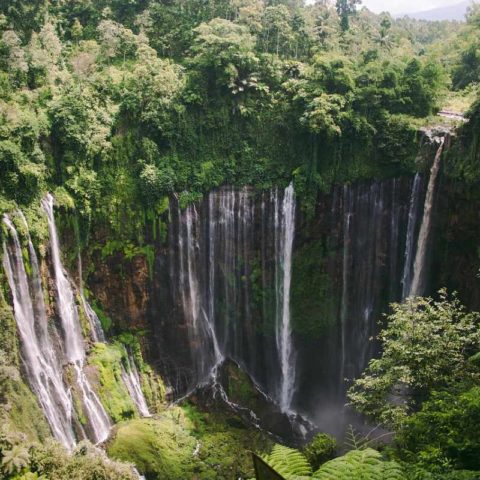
[303,433,337,470]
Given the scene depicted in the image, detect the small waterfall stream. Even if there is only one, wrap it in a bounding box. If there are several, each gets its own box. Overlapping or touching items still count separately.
[2,215,76,449]
[121,350,150,417]
[42,194,111,444]
[78,254,105,343]
[410,138,445,297]
[401,173,423,299]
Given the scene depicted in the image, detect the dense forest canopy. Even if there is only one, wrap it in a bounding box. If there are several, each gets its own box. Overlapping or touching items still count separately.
[0,0,478,232]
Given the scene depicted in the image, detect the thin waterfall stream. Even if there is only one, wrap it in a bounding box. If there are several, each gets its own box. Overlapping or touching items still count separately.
[275,183,296,413]
[410,137,445,297]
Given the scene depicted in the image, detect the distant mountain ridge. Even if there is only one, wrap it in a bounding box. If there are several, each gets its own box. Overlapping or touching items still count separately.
[396,0,471,21]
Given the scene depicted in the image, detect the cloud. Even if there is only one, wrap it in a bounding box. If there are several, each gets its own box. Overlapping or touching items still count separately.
[361,0,462,14]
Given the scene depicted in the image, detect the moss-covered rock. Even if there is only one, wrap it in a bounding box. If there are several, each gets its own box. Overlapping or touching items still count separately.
[108,405,271,480]
[88,343,136,422]
[107,411,197,480]
[291,239,337,338]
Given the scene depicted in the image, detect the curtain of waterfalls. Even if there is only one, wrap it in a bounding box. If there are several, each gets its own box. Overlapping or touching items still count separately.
[170,184,297,411]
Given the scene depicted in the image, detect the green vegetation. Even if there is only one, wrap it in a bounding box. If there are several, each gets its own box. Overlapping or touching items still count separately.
[258,444,404,480]
[108,405,271,479]
[347,292,480,478]
[88,343,136,422]
[348,291,480,427]
[0,434,137,479]
[0,0,462,237]
[302,433,337,471]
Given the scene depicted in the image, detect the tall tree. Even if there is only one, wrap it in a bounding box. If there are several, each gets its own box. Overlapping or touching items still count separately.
[336,0,360,32]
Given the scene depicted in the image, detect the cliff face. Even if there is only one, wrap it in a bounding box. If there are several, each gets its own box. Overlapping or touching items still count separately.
[49,131,475,433]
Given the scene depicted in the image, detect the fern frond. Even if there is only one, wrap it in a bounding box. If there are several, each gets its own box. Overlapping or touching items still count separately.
[261,444,313,479]
[312,448,404,480]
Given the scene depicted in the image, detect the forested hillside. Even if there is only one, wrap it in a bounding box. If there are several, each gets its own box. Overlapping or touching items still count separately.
[0,0,480,479]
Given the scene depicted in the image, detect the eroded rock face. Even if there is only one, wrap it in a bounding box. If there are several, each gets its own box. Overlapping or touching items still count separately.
[89,252,151,332]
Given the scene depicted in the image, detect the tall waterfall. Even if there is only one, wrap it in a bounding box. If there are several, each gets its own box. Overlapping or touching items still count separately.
[339,186,352,387]
[275,184,296,412]
[410,138,445,297]
[167,184,297,410]
[401,173,423,299]
[2,216,76,449]
[42,194,111,444]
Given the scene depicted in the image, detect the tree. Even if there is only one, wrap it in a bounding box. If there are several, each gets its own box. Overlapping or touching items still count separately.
[335,0,360,32]
[1,444,30,475]
[191,18,260,96]
[348,291,480,426]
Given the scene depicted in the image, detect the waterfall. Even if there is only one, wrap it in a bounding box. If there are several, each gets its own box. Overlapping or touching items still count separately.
[78,254,105,343]
[410,138,445,297]
[2,215,76,449]
[339,186,352,389]
[275,183,296,412]
[207,194,223,366]
[176,200,219,384]
[168,185,298,412]
[401,173,423,299]
[121,351,150,417]
[42,194,111,444]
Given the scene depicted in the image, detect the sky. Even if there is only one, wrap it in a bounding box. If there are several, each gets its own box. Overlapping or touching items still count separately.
[360,0,464,14]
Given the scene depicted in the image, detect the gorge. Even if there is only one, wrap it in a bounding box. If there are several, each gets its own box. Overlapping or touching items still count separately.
[1,1,480,478]
[2,132,453,448]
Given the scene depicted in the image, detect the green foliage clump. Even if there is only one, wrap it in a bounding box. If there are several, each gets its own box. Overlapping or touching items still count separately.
[302,434,337,471]
[225,361,257,409]
[0,432,137,480]
[291,240,337,338]
[397,386,480,472]
[0,354,50,443]
[312,448,404,480]
[107,412,197,479]
[88,343,136,422]
[348,291,480,426]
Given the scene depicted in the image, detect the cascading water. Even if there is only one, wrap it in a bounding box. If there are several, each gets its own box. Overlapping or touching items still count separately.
[168,184,297,412]
[339,186,352,388]
[275,183,296,412]
[410,137,445,297]
[121,351,150,417]
[2,215,76,449]
[42,194,111,444]
[78,254,105,343]
[401,173,423,299]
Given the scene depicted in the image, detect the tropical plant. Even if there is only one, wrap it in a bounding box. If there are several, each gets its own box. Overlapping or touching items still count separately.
[312,448,404,480]
[348,291,480,426]
[261,444,312,479]
[1,445,29,475]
